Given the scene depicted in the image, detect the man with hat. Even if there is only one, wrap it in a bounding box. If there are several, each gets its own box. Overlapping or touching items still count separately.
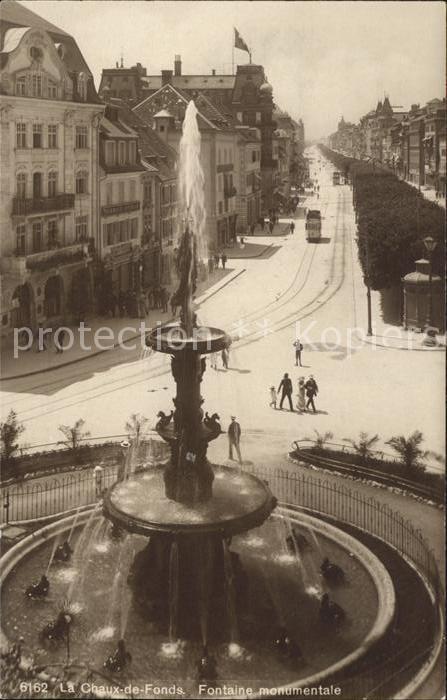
[228,416,242,465]
[304,375,319,413]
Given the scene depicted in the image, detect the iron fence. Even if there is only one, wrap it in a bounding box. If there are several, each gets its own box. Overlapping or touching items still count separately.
[1,456,442,604]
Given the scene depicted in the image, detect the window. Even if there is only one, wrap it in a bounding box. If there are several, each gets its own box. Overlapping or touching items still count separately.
[129,141,136,163]
[32,222,42,252]
[130,218,138,239]
[105,141,115,165]
[48,171,57,197]
[48,81,58,99]
[30,46,43,61]
[76,171,88,194]
[75,215,88,241]
[16,76,26,96]
[31,74,42,97]
[129,179,136,201]
[75,126,88,149]
[106,182,113,205]
[143,181,152,204]
[118,181,125,202]
[33,124,43,148]
[218,201,223,215]
[171,184,176,202]
[252,150,257,163]
[17,173,27,199]
[118,141,126,165]
[48,125,58,148]
[48,220,58,248]
[16,224,26,255]
[16,123,27,148]
[78,72,87,101]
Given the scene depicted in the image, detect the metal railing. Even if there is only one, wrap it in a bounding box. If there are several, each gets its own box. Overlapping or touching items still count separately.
[1,449,440,603]
[12,194,75,216]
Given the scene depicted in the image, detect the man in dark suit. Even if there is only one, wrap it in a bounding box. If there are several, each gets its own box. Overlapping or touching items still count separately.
[278,373,294,411]
[305,375,319,413]
[228,416,242,464]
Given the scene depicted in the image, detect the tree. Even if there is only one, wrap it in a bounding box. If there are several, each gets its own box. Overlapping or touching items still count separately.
[125,413,149,444]
[307,429,334,449]
[343,432,380,460]
[386,431,428,472]
[58,419,90,451]
[0,410,25,463]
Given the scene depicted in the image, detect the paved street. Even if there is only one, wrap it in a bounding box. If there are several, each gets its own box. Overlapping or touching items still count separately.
[2,149,445,464]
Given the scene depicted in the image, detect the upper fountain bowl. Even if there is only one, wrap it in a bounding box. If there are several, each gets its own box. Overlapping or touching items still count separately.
[146,324,231,355]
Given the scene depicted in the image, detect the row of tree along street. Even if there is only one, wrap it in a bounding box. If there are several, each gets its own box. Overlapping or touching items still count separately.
[319,145,445,289]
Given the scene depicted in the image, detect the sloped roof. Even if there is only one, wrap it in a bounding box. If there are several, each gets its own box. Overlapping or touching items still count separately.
[0,0,69,37]
[108,97,177,174]
[0,0,98,92]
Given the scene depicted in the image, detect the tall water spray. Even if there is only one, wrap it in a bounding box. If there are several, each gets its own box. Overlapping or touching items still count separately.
[178,100,207,259]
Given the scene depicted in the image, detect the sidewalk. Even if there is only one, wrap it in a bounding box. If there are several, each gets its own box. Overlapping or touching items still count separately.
[1,265,246,381]
[404,179,446,209]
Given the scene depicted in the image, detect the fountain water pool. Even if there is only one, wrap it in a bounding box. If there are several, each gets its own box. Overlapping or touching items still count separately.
[1,508,384,697]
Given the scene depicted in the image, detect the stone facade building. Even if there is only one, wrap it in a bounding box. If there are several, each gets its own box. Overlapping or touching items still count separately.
[0,0,103,337]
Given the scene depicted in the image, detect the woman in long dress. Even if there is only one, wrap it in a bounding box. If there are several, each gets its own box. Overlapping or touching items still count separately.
[297,377,306,412]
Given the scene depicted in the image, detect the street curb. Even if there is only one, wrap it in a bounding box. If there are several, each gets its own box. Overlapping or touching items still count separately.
[359,333,446,352]
[1,268,244,382]
[225,241,274,259]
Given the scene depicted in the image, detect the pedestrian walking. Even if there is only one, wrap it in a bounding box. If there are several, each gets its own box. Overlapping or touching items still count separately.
[160,287,168,313]
[296,377,306,412]
[277,373,294,411]
[221,253,227,270]
[228,416,242,464]
[170,294,178,316]
[269,221,274,234]
[290,222,295,235]
[250,222,256,236]
[305,375,319,413]
[259,217,265,232]
[293,339,303,367]
[214,253,220,269]
[269,386,277,409]
[93,464,104,498]
[221,347,229,370]
[208,257,214,274]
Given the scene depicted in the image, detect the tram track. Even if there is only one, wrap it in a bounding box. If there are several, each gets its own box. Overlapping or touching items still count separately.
[6,189,348,423]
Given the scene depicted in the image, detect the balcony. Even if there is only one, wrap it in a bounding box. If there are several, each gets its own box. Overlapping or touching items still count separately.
[12,194,75,216]
[0,243,89,277]
[101,201,140,217]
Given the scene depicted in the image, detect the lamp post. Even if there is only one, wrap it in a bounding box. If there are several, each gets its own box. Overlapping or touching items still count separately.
[423,236,437,328]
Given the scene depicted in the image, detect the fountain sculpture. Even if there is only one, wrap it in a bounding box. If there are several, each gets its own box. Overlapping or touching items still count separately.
[103,101,277,641]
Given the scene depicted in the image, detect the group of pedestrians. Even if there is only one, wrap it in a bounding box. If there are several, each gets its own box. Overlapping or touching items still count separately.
[270,373,319,414]
[212,252,228,270]
[20,324,70,354]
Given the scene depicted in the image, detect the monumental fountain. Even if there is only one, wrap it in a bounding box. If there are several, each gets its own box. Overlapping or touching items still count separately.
[0,102,395,698]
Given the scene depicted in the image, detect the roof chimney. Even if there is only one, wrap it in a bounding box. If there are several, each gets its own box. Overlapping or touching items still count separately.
[162,69,173,86]
[174,55,182,77]
[212,69,216,76]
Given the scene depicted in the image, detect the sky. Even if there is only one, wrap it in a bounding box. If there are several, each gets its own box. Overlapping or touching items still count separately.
[18,0,446,139]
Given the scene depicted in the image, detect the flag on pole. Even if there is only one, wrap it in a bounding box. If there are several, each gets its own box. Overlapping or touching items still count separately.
[234,27,249,53]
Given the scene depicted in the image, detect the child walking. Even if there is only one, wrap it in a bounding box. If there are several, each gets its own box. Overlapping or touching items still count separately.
[269,386,277,409]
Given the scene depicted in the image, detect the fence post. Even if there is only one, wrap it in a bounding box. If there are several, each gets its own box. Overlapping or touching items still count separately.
[3,490,10,525]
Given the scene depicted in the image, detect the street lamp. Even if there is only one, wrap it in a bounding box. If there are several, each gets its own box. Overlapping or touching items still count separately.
[423,236,437,328]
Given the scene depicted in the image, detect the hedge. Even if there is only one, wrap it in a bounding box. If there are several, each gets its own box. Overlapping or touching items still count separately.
[319,146,445,289]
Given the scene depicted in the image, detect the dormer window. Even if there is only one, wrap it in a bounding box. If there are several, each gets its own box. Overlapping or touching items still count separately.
[31,74,42,98]
[78,72,87,102]
[48,81,58,99]
[16,76,26,96]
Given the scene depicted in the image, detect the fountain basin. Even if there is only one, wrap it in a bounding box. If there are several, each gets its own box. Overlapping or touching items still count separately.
[146,324,231,355]
[1,507,394,698]
[103,466,277,537]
